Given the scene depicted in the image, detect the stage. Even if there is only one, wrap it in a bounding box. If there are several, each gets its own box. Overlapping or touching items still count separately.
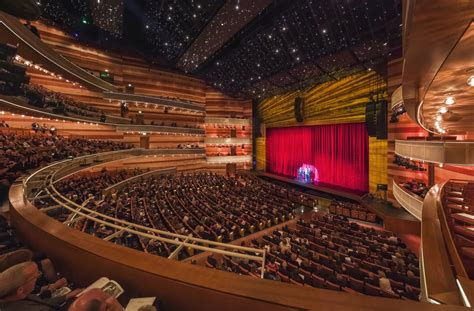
[255,172,420,235]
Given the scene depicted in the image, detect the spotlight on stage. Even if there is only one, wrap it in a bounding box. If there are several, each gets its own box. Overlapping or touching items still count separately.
[296,164,318,184]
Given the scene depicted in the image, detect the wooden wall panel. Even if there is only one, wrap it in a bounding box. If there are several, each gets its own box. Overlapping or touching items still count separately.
[205,87,252,118]
[256,137,266,171]
[258,71,385,127]
[369,137,388,193]
[27,21,250,123]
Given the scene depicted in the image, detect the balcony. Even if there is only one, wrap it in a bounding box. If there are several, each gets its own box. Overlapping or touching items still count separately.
[205,117,251,126]
[0,11,117,92]
[395,140,474,166]
[392,179,423,221]
[205,137,251,145]
[103,92,206,113]
[206,155,251,164]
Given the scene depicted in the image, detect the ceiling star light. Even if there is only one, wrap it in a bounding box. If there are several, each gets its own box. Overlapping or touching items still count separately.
[444,96,455,105]
[438,106,448,114]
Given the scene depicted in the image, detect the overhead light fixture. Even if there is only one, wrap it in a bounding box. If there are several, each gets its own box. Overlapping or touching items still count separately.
[444,96,455,105]
[438,106,448,114]
[467,76,474,87]
[436,115,442,122]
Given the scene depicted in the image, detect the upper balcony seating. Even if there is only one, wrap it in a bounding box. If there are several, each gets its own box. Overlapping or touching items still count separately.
[0,43,29,96]
[400,180,429,199]
[0,11,117,92]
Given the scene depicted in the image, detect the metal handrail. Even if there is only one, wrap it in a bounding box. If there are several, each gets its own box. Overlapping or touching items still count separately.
[22,151,267,277]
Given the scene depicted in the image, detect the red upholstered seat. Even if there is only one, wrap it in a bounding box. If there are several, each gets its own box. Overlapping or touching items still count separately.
[364,283,382,297]
[349,277,364,293]
[325,281,341,291]
[311,275,326,288]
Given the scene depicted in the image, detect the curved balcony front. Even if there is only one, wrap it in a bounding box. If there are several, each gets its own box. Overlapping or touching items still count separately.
[206,155,251,164]
[0,11,117,92]
[392,179,423,221]
[395,140,474,166]
[205,137,251,145]
[103,92,206,113]
[205,117,252,126]
[0,95,205,136]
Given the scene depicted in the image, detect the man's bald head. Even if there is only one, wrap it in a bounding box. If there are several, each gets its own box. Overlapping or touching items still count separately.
[0,261,38,299]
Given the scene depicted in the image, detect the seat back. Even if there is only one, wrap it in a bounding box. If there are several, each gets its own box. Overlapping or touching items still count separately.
[311,274,325,288]
[349,277,365,293]
[364,283,381,296]
[326,280,341,291]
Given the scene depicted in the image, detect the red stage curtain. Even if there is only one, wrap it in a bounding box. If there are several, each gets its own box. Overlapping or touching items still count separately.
[266,123,368,192]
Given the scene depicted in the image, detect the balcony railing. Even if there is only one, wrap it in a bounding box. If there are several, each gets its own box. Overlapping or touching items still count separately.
[103,92,206,113]
[205,117,251,126]
[205,137,251,145]
[392,179,423,221]
[0,11,117,92]
[206,155,252,164]
[395,140,474,166]
[21,150,266,276]
[0,95,205,135]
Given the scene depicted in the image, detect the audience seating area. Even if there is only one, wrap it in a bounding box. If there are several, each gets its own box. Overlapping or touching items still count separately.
[206,214,420,301]
[0,43,29,96]
[22,83,108,121]
[442,180,474,277]
[0,128,132,200]
[328,200,377,223]
[400,180,429,199]
[42,172,307,259]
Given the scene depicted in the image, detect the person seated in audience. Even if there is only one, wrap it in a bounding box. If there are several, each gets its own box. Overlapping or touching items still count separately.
[278,261,288,276]
[405,270,420,288]
[378,270,394,293]
[348,263,366,281]
[0,120,8,128]
[207,254,217,267]
[365,272,379,287]
[0,262,80,310]
[265,257,278,272]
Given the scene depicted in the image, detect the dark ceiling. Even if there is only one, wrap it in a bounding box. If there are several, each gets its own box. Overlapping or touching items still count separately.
[38,0,402,98]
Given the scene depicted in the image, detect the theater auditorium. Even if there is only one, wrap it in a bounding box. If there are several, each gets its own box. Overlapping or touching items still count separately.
[0,0,472,310]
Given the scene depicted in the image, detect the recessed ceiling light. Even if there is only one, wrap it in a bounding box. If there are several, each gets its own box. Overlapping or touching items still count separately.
[438,106,448,114]
[436,115,442,121]
[444,96,455,105]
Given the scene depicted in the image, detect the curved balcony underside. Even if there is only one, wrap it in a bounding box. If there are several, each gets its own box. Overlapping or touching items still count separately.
[395,140,474,166]
[103,92,206,113]
[206,155,251,164]
[205,137,251,145]
[392,179,423,221]
[0,11,117,92]
[401,1,474,131]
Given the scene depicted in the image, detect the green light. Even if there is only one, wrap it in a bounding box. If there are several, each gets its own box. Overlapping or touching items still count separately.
[82,18,88,24]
